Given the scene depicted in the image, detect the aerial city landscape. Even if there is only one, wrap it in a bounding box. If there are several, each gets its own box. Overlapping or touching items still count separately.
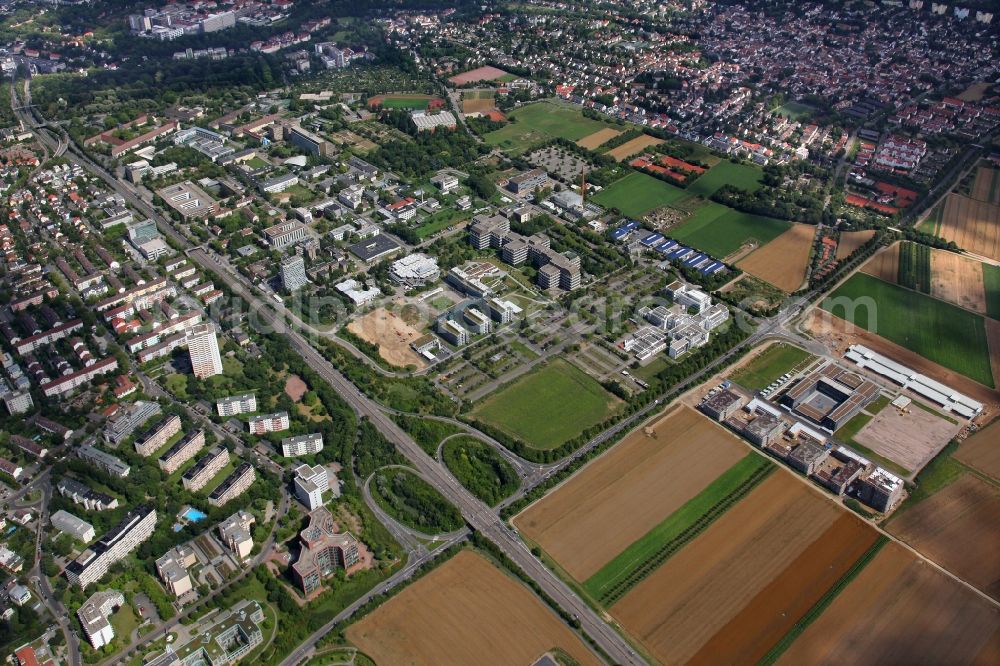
[0,0,997,664]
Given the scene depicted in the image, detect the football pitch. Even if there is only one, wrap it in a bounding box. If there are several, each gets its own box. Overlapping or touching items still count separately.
[591,172,689,218]
[669,201,791,258]
[822,273,995,387]
[484,101,615,154]
[470,359,620,449]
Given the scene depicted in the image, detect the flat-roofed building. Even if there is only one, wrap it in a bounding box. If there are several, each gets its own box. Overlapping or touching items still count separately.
[389,253,440,287]
[293,463,329,510]
[463,307,492,335]
[77,445,131,478]
[216,393,257,417]
[700,389,744,421]
[741,412,785,447]
[186,323,223,379]
[856,468,904,512]
[157,181,217,220]
[56,478,119,511]
[786,440,830,475]
[155,545,196,597]
[78,589,124,649]
[158,429,205,474]
[218,510,256,560]
[50,510,96,543]
[104,400,161,447]
[264,221,307,249]
[182,446,229,492]
[282,433,324,457]
[291,507,360,596]
[437,318,468,347]
[248,411,289,435]
[65,506,156,588]
[280,254,308,292]
[134,414,182,457]
[208,463,255,508]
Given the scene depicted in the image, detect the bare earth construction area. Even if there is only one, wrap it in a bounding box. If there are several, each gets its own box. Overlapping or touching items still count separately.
[346,550,600,666]
[347,307,426,369]
[514,406,747,581]
[853,403,962,473]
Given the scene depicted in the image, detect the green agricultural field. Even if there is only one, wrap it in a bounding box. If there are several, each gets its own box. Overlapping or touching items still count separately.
[896,242,931,293]
[470,359,620,450]
[583,455,774,605]
[484,100,615,154]
[670,201,791,257]
[983,263,1000,320]
[822,273,995,387]
[687,160,764,197]
[591,172,688,218]
[730,343,815,391]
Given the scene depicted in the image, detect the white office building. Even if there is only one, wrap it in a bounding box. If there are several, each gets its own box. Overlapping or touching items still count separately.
[293,464,329,510]
[78,589,125,649]
[280,254,308,292]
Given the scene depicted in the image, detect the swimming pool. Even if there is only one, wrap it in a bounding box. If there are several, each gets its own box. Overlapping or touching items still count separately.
[184,508,208,522]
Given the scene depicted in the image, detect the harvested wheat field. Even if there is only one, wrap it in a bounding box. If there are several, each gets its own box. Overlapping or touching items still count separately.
[889,473,1000,600]
[860,241,900,283]
[576,127,622,150]
[835,230,876,260]
[805,309,1000,411]
[931,249,987,313]
[854,404,962,473]
[606,135,663,161]
[346,550,600,666]
[972,166,1000,205]
[347,307,426,369]
[610,472,846,665]
[737,223,815,291]
[778,541,1000,666]
[956,420,1000,480]
[936,193,1000,262]
[514,405,747,581]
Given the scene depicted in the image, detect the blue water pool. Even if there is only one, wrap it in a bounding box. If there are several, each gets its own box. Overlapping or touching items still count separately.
[172,523,183,532]
[184,508,208,522]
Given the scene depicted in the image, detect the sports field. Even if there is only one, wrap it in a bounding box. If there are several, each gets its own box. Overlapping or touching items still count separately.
[669,201,792,258]
[346,551,600,666]
[470,359,620,450]
[687,160,764,197]
[823,273,995,387]
[590,172,688,218]
[484,101,615,154]
[729,343,814,391]
[514,405,749,581]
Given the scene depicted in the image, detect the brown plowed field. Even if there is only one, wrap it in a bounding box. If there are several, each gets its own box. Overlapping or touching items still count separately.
[576,128,621,150]
[805,309,1000,416]
[860,241,900,283]
[687,513,878,666]
[778,542,1000,666]
[972,167,1000,205]
[514,405,747,581]
[931,250,987,314]
[937,193,1000,262]
[605,135,663,161]
[610,472,841,664]
[889,473,1000,601]
[835,230,876,260]
[955,419,1000,480]
[855,404,962,473]
[737,223,815,291]
[346,550,600,666]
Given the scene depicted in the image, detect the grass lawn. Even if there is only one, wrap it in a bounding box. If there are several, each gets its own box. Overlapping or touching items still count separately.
[414,211,466,239]
[429,296,454,310]
[163,374,189,399]
[470,359,620,450]
[245,156,270,169]
[983,263,1000,320]
[687,160,764,197]
[201,459,237,497]
[591,172,688,218]
[822,273,995,387]
[775,101,816,121]
[583,455,773,604]
[730,343,815,391]
[484,100,615,154]
[670,201,791,257]
[111,604,140,640]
